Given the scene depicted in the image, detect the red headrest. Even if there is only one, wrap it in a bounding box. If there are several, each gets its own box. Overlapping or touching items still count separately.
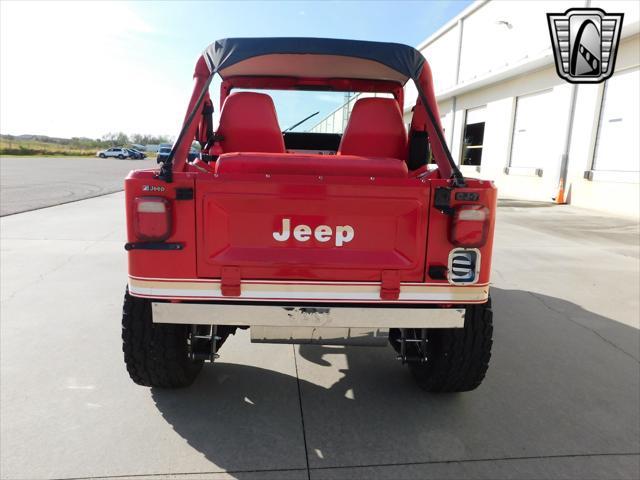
[338,97,408,160]
[217,92,285,153]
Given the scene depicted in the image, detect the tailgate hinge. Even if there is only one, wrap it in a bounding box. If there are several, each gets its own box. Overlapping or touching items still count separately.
[434,187,454,215]
[221,266,241,297]
[380,270,401,300]
[175,187,194,200]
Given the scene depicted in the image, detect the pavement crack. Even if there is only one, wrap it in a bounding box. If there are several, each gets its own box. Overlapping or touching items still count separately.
[49,452,640,479]
[52,466,308,480]
[493,268,506,281]
[1,237,106,304]
[306,451,640,472]
[528,291,640,364]
[292,344,312,480]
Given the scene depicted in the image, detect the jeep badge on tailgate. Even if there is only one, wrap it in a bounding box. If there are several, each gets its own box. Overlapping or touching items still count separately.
[272,218,355,246]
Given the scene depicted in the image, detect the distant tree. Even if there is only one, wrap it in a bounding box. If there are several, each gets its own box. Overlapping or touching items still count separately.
[98,132,173,147]
[122,133,173,146]
[101,132,130,146]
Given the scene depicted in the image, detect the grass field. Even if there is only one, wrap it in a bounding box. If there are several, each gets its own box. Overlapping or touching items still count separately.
[0,138,96,157]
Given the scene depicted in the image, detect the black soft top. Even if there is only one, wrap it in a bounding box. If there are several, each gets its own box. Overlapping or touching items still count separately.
[203,37,425,85]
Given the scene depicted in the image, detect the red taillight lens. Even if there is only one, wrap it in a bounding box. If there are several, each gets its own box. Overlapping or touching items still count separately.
[450,205,490,247]
[134,197,172,241]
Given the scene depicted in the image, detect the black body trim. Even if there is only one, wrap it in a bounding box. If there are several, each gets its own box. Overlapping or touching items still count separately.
[125,242,184,251]
[283,132,342,151]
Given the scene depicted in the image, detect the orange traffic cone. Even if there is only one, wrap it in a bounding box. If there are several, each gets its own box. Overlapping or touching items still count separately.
[555,179,566,204]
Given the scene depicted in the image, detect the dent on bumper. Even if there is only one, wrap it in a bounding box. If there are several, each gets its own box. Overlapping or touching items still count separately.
[151,302,466,329]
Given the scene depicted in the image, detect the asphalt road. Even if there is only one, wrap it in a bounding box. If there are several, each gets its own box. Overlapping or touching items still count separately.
[0,156,157,216]
[0,172,639,478]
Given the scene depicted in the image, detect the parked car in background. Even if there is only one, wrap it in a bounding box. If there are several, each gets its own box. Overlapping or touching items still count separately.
[188,147,199,162]
[126,149,147,159]
[156,146,172,163]
[97,147,129,159]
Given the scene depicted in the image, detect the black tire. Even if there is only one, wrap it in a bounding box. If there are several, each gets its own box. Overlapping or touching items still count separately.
[118,154,124,159]
[403,299,493,393]
[122,288,203,388]
[99,153,106,158]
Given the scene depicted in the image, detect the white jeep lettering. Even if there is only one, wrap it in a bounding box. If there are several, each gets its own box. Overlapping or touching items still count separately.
[335,225,355,246]
[273,219,354,247]
[293,224,312,242]
[314,225,332,242]
[273,218,291,241]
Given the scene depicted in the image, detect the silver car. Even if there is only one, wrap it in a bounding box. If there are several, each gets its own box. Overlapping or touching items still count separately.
[97,147,129,159]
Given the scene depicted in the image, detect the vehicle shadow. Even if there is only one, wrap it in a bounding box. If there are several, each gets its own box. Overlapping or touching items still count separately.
[150,287,640,478]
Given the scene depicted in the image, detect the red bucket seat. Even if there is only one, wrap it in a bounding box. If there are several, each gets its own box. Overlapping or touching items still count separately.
[338,97,408,160]
[217,92,285,153]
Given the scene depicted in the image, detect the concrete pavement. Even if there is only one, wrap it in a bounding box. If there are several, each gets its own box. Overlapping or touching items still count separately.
[0,156,157,216]
[0,194,638,479]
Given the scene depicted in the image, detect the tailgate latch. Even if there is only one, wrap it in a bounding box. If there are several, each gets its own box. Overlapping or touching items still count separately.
[221,266,241,297]
[380,270,401,300]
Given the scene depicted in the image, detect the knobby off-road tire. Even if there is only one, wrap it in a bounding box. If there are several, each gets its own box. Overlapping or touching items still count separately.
[122,288,203,388]
[407,299,493,393]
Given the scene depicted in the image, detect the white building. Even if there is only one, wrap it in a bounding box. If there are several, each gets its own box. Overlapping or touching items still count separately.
[311,0,640,217]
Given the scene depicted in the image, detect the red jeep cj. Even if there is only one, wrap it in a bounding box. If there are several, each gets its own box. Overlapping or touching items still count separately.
[123,38,497,391]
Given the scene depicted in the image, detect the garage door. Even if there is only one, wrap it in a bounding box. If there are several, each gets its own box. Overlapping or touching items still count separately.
[594,67,640,172]
[510,89,556,169]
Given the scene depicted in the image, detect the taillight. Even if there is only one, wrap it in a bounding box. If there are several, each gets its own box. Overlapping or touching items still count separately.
[450,205,489,247]
[134,197,172,241]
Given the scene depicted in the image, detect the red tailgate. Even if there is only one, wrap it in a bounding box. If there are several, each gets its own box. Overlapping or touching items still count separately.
[195,176,430,282]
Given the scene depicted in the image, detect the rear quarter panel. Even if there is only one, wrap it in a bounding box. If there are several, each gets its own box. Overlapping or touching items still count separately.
[125,170,198,279]
[425,178,497,287]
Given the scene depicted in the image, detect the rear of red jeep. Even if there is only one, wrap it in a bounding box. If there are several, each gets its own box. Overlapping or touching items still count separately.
[122,38,496,392]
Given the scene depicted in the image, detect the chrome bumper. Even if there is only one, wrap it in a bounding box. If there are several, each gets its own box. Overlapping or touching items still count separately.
[151,303,466,329]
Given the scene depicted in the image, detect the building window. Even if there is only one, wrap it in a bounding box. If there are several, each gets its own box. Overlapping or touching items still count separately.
[461,107,486,166]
